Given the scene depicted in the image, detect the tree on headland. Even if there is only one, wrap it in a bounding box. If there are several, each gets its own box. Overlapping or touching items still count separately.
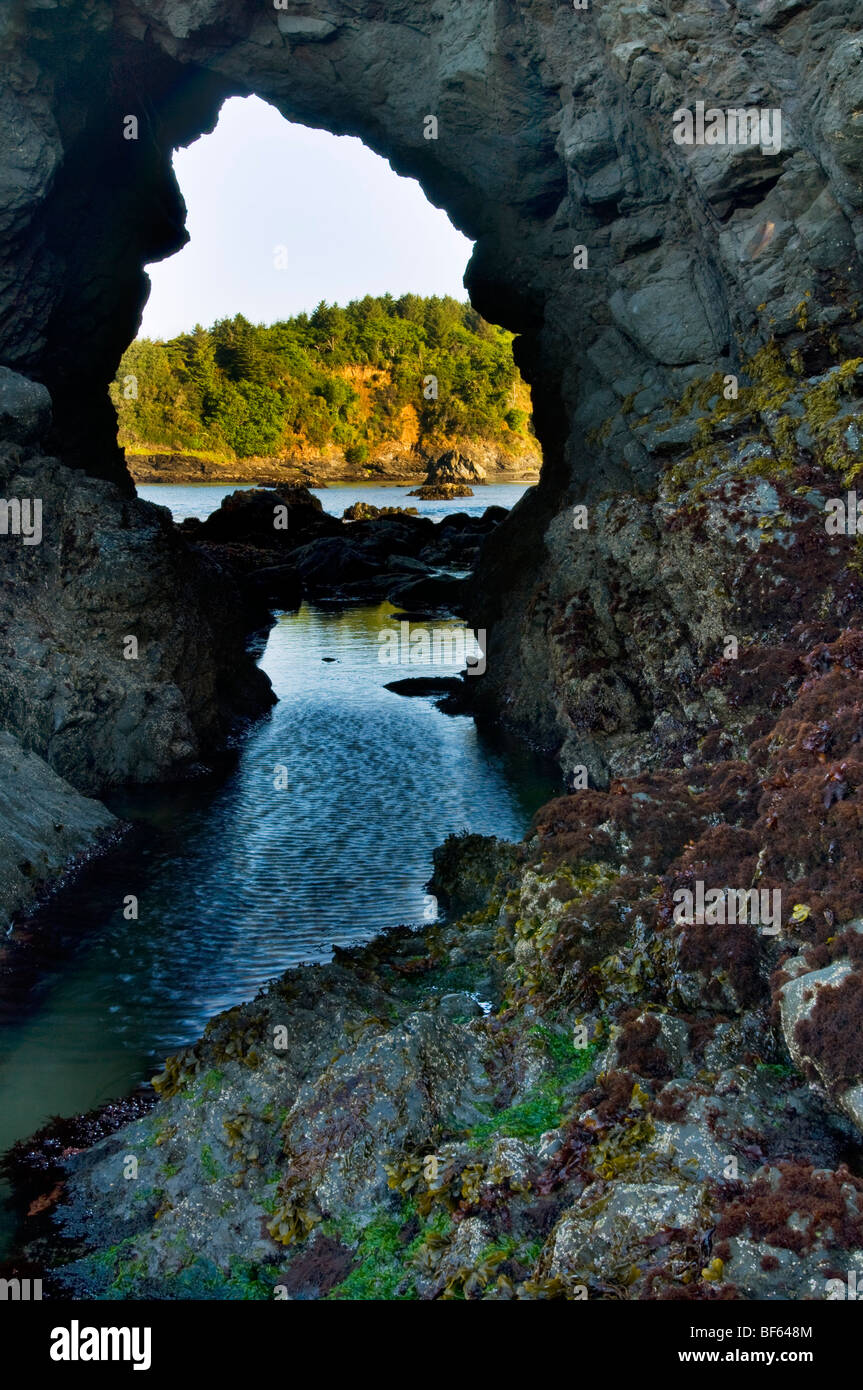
[111,296,534,460]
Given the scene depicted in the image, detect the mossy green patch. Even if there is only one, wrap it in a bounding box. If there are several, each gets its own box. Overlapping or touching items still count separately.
[468,1028,598,1147]
[326,1202,422,1301]
[200,1144,221,1181]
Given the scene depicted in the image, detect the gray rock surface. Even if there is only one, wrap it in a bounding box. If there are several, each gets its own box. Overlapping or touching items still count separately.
[0,449,273,792]
[0,367,51,445]
[0,730,116,928]
[779,926,863,1135]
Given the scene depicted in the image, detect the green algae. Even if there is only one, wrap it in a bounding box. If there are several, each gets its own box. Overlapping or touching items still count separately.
[200,1144,221,1181]
[663,343,863,501]
[325,1202,426,1301]
[468,1027,598,1147]
[167,1256,282,1300]
[199,1069,224,1098]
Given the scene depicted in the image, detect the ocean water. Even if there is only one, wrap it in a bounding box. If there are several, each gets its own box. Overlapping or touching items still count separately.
[0,585,558,1254]
[137,480,533,525]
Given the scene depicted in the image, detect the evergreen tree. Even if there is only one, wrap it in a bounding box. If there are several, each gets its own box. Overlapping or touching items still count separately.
[113,295,533,459]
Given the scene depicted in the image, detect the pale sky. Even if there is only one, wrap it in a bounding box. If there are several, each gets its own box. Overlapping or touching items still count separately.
[139,96,474,340]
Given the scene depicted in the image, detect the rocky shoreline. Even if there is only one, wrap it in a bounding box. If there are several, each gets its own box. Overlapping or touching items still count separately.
[6,809,863,1301]
[127,442,539,490]
[5,0,863,1306]
[5,341,863,1300]
[6,352,863,1299]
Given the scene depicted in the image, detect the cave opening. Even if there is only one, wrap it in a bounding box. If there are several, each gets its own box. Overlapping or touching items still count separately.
[111,93,539,497]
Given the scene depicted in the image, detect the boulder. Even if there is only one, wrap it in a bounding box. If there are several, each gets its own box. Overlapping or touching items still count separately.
[0,731,117,929]
[408,483,474,501]
[0,368,51,446]
[425,450,486,486]
[778,932,863,1136]
[0,452,273,793]
[187,485,335,546]
[386,572,466,613]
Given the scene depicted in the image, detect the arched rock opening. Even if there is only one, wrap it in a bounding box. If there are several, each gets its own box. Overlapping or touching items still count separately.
[4,0,863,791]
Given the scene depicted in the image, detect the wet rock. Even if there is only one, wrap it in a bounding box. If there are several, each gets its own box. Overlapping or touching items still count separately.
[408,483,474,501]
[779,929,863,1136]
[386,572,466,614]
[438,992,483,1020]
[239,563,303,612]
[289,536,381,590]
[426,451,486,486]
[383,676,463,701]
[342,502,418,520]
[0,731,117,928]
[186,485,333,546]
[547,1179,707,1284]
[430,832,520,917]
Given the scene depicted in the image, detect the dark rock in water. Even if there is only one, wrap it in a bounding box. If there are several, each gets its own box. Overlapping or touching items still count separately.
[386,572,466,613]
[429,833,521,917]
[425,449,486,486]
[383,676,463,700]
[183,487,496,604]
[343,501,418,520]
[290,536,383,589]
[348,515,436,549]
[240,563,303,612]
[408,482,474,500]
[187,485,336,547]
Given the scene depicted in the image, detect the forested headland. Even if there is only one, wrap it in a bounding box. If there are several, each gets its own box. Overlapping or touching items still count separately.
[112,295,538,481]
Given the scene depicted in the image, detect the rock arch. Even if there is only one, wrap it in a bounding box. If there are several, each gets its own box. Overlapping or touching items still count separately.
[7,0,861,489]
[3,0,863,787]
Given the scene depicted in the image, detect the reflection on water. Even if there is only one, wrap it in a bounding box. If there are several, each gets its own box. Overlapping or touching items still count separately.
[0,600,558,1236]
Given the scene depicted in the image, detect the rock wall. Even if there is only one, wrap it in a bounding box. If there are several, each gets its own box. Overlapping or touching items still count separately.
[3,0,863,771]
[0,731,118,928]
[0,439,273,794]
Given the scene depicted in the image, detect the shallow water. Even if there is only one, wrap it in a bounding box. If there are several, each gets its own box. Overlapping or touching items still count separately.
[137,479,533,525]
[0,585,558,1255]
